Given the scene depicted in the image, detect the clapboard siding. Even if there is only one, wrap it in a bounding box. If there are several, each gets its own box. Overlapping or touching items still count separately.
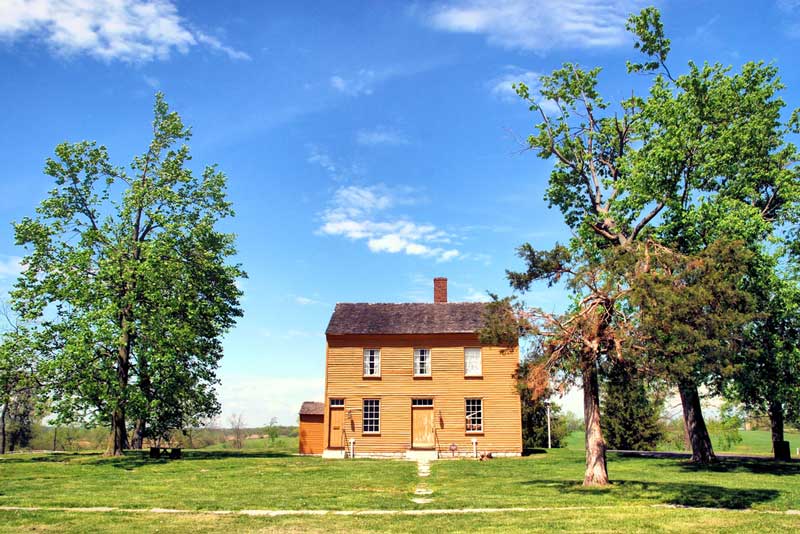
[324,333,522,455]
[299,414,324,454]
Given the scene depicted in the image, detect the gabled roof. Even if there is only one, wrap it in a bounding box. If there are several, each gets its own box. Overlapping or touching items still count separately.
[325,302,488,335]
[299,401,324,415]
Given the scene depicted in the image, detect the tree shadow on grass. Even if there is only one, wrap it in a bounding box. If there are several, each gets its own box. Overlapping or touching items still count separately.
[675,458,800,476]
[521,479,780,510]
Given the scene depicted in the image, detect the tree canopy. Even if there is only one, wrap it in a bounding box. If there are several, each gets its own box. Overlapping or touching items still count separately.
[11,93,244,455]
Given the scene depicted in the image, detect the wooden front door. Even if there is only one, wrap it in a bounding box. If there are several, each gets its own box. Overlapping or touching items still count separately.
[328,407,344,448]
[412,406,435,449]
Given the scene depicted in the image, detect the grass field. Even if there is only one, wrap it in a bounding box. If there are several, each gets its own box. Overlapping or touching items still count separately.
[562,429,800,456]
[2,434,799,533]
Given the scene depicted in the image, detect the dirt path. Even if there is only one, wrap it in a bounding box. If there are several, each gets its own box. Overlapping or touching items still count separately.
[0,504,798,517]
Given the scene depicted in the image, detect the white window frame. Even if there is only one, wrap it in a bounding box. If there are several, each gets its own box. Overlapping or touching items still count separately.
[363,348,381,377]
[464,347,482,377]
[465,398,483,433]
[413,348,431,377]
[363,399,380,434]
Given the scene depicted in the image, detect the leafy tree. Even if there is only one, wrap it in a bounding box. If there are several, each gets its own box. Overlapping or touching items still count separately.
[600,360,664,451]
[727,257,800,458]
[11,93,244,455]
[499,7,798,477]
[0,308,39,455]
[266,417,279,445]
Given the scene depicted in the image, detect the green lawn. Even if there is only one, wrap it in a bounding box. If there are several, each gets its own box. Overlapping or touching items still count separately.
[562,429,800,456]
[0,450,417,511]
[2,444,799,533]
[202,435,299,454]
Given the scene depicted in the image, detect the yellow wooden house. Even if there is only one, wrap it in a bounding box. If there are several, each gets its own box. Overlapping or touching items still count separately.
[320,278,522,459]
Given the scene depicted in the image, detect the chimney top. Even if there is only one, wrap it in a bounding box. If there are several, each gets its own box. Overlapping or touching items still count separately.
[433,277,448,303]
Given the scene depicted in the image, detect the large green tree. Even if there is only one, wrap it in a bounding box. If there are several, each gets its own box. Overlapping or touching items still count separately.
[501,7,799,479]
[11,94,244,455]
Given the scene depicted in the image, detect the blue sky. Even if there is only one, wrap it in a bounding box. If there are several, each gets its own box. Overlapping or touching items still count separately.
[1,0,799,425]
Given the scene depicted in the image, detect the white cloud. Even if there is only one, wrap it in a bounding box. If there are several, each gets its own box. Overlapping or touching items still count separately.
[318,184,460,262]
[489,67,560,114]
[356,127,409,146]
[0,0,248,62]
[464,287,491,302]
[294,296,324,306]
[330,69,377,96]
[425,0,646,51]
[0,256,24,279]
[306,145,366,182]
[143,75,160,89]
[195,30,251,61]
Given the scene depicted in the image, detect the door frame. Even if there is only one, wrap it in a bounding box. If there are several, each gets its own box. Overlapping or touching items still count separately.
[411,398,435,450]
[328,406,345,449]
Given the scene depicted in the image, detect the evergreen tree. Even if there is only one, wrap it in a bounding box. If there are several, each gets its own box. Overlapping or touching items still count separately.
[601,360,664,451]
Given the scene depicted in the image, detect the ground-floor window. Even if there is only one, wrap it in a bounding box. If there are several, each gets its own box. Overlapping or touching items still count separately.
[411,398,434,407]
[466,398,483,432]
[363,399,380,433]
[329,398,344,407]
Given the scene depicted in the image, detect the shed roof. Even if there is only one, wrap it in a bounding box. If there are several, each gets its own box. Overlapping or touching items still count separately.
[325,302,488,335]
[299,401,324,416]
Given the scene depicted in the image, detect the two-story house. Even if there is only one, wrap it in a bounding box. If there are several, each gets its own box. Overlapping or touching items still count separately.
[320,278,522,459]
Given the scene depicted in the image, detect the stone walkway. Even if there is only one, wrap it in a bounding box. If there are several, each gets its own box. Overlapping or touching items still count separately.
[410,459,433,504]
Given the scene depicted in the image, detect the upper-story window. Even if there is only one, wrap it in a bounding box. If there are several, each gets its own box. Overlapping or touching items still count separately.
[464,347,482,377]
[414,348,431,376]
[363,348,381,377]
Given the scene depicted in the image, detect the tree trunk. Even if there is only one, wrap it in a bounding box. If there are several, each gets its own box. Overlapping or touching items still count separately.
[678,380,715,464]
[768,400,788,461]
[131,419,145,449]
[583,360,609,486]
[110,408,127,456]
[0,403,7,455]
[108,310,132,456]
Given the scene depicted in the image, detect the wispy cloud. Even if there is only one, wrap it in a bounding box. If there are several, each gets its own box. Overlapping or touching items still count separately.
[294,295,325,306]
[489,67,560,113]
[778,0,800,37]
[143,75,160,89]
[424,0,646,52]
[195,30,251,61]
[306,144,365,182]
[356,127,409,146]
[463,287,491,302]
[0,256,24,279]
[0,0,249,62]
[330,58,451,98]
[318,184,460,262]
[330,69,377,96]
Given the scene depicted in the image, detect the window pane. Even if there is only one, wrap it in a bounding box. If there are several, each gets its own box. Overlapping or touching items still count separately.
[414,348,430,376]
[466,398,483,432]
[363,399,380,433]
[465,348,482,376]
[363,349,380,376]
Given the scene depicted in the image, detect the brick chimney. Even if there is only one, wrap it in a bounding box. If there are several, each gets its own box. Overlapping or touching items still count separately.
[433,277,448,303]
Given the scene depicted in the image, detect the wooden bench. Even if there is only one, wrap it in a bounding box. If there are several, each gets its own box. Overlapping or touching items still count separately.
[149,447,182,459]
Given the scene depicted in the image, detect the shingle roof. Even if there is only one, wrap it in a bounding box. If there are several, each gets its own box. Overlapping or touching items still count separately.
[325,302,488,335]
[299,401,324,415]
